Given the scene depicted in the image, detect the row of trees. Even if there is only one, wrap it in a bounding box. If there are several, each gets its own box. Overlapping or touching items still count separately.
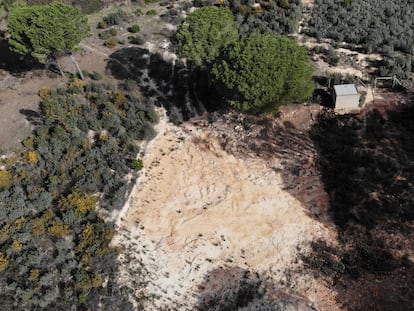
[175,6,314,114]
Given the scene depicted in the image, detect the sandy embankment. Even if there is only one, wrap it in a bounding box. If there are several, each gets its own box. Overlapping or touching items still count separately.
[111,110,339,310]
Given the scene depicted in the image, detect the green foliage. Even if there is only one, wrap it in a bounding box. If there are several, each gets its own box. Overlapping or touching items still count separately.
[131,158,143,170]
[128,35,145,45]
[124,79,136,91]
[71,0,103,14]
[135,7,143,16]
[98,29,112,40]
[104,37,118,48]
[145,8,157,15]
[103,9,128,26]
[175,6,239,66]
[0,81,158,309]
[229,0,302,36]
[7,2,89,64]
[129,24,140,33]
[109,27,117,36]
[91,71,103,80]
[212,33,314,114]
[0,170,12,188]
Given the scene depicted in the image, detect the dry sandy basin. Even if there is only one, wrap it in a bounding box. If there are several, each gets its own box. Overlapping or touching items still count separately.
[111,110,340,310]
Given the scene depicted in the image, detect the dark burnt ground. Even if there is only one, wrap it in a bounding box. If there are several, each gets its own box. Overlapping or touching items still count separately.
[301,103,414,310]
[195,267,315,311]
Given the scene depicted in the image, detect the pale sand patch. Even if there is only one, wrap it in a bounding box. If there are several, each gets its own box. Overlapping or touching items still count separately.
[112,112,339,310]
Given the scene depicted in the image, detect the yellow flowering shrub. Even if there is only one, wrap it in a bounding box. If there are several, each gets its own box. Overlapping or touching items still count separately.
[0,170,12,188]
[39,87,51,99]
[0,252,9,272]
[29,269,40,281]
[58,191,97,214]
[12,240,22,252]
[48,221,71,238]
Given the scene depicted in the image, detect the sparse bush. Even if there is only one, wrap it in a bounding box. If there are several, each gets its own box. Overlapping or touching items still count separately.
[109,28,118,36]
[0,170,12,189]
[128,35,145,45]
[104,38,118,48]
[135,7,143,16]
[81,69,89,78]
[131,159,143,170]
[91,71,103,81]
[97,19,107,29]
[146,9,157,16]
[99,30,112,40]
[128,24,140,33]
[124,79,136,91]
[103,9,128,26]
[72,0,103,14]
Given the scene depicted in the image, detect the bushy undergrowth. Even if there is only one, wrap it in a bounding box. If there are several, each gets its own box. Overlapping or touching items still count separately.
[0,80,158,309]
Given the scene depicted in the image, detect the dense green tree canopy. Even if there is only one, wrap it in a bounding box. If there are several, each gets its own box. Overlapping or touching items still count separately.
[175,6,239,66]
[211,33,314,114]
[7,2,88,63]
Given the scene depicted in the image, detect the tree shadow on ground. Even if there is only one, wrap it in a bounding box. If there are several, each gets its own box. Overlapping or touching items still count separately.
[0,39,43,74]
[106,47,224,122]
[19,109,42,126]
[195,267,315,311]
[204,103,414,310]
[299,105,414,310]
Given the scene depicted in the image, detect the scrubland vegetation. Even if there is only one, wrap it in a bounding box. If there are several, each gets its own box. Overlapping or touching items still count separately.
[306,0,414,78]
[0,80,157,309]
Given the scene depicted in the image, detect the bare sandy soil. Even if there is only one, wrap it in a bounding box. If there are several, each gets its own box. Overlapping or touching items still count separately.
[111,107,340,310]
[0,72,66,152]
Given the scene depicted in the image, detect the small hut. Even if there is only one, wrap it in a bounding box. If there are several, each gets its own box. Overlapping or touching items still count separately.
[332,84,360,113]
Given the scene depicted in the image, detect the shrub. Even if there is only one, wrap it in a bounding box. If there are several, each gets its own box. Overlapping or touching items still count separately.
[124,79,136,91]
[135,7,143,16]
[97,19,107,29]
[104,9,128,26]
[128,35,145,45]
[109,28,118,36]
[146,9,157,16]
[104,38,118,48]
[0,170,12,188]
[72,0,103,14]
[325,48,340,66]
[128,24,140,33]
[131,159,143,170]
[175,6,239,66]
[98,30,112,40]
[91,71,103,81]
